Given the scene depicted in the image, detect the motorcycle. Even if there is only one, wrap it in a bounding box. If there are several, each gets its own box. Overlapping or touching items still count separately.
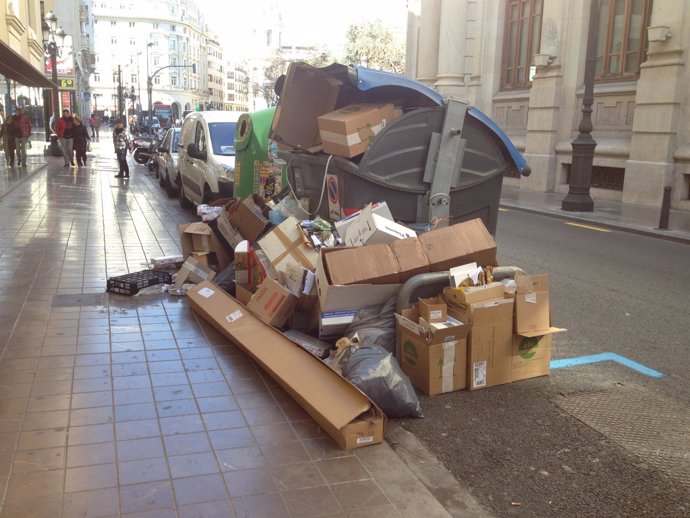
[132,129,164,168]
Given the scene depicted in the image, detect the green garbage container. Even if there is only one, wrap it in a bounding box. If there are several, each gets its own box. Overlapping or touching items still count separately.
[233,107,286,199]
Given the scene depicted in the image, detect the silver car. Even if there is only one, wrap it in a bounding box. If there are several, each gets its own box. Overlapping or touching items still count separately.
[156,127,181,197]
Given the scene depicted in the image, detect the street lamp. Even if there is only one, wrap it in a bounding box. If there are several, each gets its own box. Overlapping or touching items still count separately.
[146,42,154,135]
[41,11,65,137]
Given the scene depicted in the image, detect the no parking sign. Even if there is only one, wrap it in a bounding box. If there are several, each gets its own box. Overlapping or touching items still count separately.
[327,174,341,220]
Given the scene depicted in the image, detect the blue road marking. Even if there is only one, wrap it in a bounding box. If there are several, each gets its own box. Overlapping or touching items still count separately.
[550,352,663,378]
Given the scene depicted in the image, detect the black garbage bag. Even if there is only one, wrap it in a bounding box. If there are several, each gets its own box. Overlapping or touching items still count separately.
[344,296,397,353]
[343,345,423,418]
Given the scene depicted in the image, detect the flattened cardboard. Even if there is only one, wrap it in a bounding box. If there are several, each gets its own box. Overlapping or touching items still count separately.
[397,309,470,396]
[419,218,497,272]
[323,245,400,286]
[188,281,383,449]
[258,216,319,275]
[270,62,342,151]
[318,103,400,158]
[247,277,298,328]
[217,210,244,249]
[514,274,551,334]
[389,237,430,282]
[465,298,514,391]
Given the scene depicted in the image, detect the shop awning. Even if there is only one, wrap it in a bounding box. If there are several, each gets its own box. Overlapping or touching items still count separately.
[0,41,56,89]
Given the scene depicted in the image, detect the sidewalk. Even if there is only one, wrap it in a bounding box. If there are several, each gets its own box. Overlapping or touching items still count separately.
[0,142,483,518]
[500,185,690,244]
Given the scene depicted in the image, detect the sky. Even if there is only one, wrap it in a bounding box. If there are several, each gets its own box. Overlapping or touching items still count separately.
[198,0,409,60]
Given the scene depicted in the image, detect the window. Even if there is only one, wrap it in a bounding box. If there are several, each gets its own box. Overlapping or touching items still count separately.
[111,21,116,26]
[94,73,100,82]
[195,122,206,153]
[170,57,176,66]
[131,75,137,84]
[501,0,543,90]
[153,22,159,29]
[171,25,176,32]
[129,22,135,28]
[154,76,160,85]
[595,0,652,80]
[154,56,160,66]
[169,39,176,51]
[111,37,117,45]
[171,75,177,86]
[130,39,135,46]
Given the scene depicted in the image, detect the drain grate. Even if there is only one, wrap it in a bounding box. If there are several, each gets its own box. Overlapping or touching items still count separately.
[52,293,107,308]
[556,387,690,487]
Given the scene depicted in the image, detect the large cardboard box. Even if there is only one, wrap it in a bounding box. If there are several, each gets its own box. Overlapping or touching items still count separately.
[227,195,270,243]
[323,245,400,286]
[270,62,342,151]
[397,309,470,395]
[419,218,497,272]
[443,282,505,307]
[188,281,384,449]
[172,256,216,290]
[465,298,515,391]
[344,210,416,246]
[389,237,430,282]
[316,249,401,338]
[258,216,319,275]
[317,103,400,158]
[514,274,551,334]
[247,277,298,328]
[511,333,553,382]
[179,223,231,271]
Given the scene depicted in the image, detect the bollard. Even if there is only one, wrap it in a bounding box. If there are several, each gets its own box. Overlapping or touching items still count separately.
[657,186,672,230]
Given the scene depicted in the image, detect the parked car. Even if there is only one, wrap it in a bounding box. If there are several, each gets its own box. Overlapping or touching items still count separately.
[140,116,160,133]
[156,127,181,197]
[176,110,242,208]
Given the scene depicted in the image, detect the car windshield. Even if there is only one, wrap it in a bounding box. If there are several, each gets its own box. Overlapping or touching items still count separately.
[208,122,236,156]
[172,130,180,152]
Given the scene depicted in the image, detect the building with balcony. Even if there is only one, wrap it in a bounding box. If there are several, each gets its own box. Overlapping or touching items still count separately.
[225,63,249,112]
[406,0,690,210]
[90,0,213,121]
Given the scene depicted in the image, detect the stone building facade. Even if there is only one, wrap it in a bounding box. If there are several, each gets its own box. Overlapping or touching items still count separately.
[406,0,690,210]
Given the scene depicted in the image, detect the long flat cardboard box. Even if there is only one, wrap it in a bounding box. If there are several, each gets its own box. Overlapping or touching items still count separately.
[188,281,384,449]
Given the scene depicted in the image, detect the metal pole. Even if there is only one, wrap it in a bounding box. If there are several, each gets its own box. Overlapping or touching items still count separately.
[117,65,124,120]
[657,186,672,230]
[562,0,599,212]
[147,45,152,136]
[50,45,60,125]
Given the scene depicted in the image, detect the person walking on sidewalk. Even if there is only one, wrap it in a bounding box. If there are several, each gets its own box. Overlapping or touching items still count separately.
[1,115,18,166]
[113,118,130,178]
[55,109,75,167]
[15,109,32,167]
[72,115,91,167]
[89,113,101,141]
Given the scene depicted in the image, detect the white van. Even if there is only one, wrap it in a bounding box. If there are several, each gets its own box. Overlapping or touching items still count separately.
[177,111,243,207]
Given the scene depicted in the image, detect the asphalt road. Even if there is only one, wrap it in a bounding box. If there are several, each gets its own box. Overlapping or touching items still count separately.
[401,209,690,517]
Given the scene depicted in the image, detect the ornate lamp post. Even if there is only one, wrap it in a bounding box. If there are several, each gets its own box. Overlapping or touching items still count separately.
[41,11,65,137]
[562,0,600,212]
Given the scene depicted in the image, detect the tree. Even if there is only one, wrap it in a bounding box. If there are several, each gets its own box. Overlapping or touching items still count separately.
[344,20,405,74]
[304,49,337,69]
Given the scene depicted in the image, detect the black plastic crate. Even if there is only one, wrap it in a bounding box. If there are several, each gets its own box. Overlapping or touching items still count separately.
[106,270,173,296]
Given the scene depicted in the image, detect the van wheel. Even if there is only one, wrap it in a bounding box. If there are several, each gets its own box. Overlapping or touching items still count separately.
[179,182,194,209]
[202,185,213,205]
[165,171,178,198]
[159,168,166,187]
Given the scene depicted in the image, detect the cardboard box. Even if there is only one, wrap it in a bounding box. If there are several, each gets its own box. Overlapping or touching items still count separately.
[217,209,244,249]
[323,245,400,286]
[419,218,497,272]
[316,249,401,337]
[258,216,319,275]
[270,62,342,151]
[334,202,393,238]
[172,256,216,290]
[318,103,401,158]
[227,195,270,243]
[511,333,552,382]
[247,277,298,328]
[234,241,250,285]
[396,309,470,396]
[389,237,430,282]
[514,274,551,334]
[249,248,277,290]
[418,297,447,324]
[465,298,515,391]
[443,282,505,307]
[188,281,384,449]
[179,223,231,271]
[234,283,254,306]
[344,208,416,246]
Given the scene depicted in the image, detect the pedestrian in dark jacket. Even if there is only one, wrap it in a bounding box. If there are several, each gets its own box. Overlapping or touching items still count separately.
[72,115,91,167]
[1,115,20,166]
[112,119,130,178]
[55,109,75,167]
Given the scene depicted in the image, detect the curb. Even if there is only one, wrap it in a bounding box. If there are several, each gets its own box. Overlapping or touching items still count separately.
[500,201,690,245]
